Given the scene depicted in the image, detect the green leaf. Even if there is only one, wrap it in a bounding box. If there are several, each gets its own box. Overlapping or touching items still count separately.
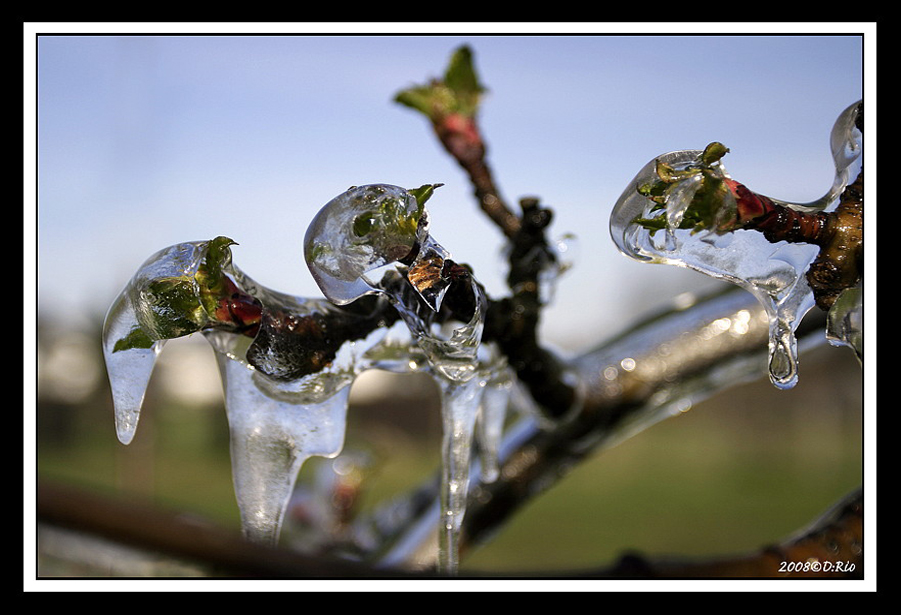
[113,325,155,352]
[350,191,425,243]
[394,86,441,118]
[394,45,486,121]
[408,183,443,209]
[701,141,730,165]
[633,143,734,235]
[632,216,668,235]
[143,276,209,338]
[113,236,238,352]
[196,236,236,316]
[442,45,485,116]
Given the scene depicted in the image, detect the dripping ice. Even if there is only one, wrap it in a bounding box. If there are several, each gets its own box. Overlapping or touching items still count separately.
[609,101,862,389]
[101,237,381,545]
[102,184,516,570]
[304,183,513,573]
[102,290,166,445]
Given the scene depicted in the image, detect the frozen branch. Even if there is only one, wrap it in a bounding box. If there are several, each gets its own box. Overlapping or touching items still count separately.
[366,286,835,569]
[90,45,863,578]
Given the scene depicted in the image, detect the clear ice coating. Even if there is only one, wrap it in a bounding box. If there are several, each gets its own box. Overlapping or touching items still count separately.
[212,348,353,545]
[474,355,514,484]
[102,290,166,445]
[305,184,430,306]
[610,101,862,389]
[102,183,515,566]
[101,239,225,444]
[305,183,507,573]
[826,285,863,360]
[102,237,390,545]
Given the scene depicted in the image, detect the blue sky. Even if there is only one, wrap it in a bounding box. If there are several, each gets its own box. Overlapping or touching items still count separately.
[30,25,869,350]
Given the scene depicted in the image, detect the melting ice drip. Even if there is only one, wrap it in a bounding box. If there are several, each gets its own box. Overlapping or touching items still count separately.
[102,237,377,545]
[609,101,862,389]
[304,183,510,573]
[101,184,514,570]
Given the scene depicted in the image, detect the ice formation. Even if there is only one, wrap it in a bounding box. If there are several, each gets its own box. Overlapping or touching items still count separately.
[102,236,388,545]
[101,239,226,445]
[304,183,506,573]
[610,101,862,388]
[102,184,514,571]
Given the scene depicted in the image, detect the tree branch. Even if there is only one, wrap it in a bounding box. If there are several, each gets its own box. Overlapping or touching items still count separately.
[36,481,424,578]
[366,286,837,570]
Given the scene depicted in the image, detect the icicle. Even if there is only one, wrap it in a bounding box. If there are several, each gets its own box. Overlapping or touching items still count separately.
[212,347,352,546]
[201,264,389,545]
[475,361,513,484]
[610,102,862,389]
[825,284,863,361]
[101,289,166,445]
[610,148,815,388]
[102,236,389,545]
[397,271,488,574]
[305,183,495,573]
[101,239,225,443]
[436,375,484,574]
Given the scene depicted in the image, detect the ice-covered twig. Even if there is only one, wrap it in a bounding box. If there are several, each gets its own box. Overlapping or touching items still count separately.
[610,101,863,388]
[367,286,831,568]
[483,197,581,420]
[103,236,402,545]
[304,183,509,574]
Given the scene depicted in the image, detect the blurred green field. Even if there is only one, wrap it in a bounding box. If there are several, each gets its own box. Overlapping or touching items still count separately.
[35,332,863,575]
